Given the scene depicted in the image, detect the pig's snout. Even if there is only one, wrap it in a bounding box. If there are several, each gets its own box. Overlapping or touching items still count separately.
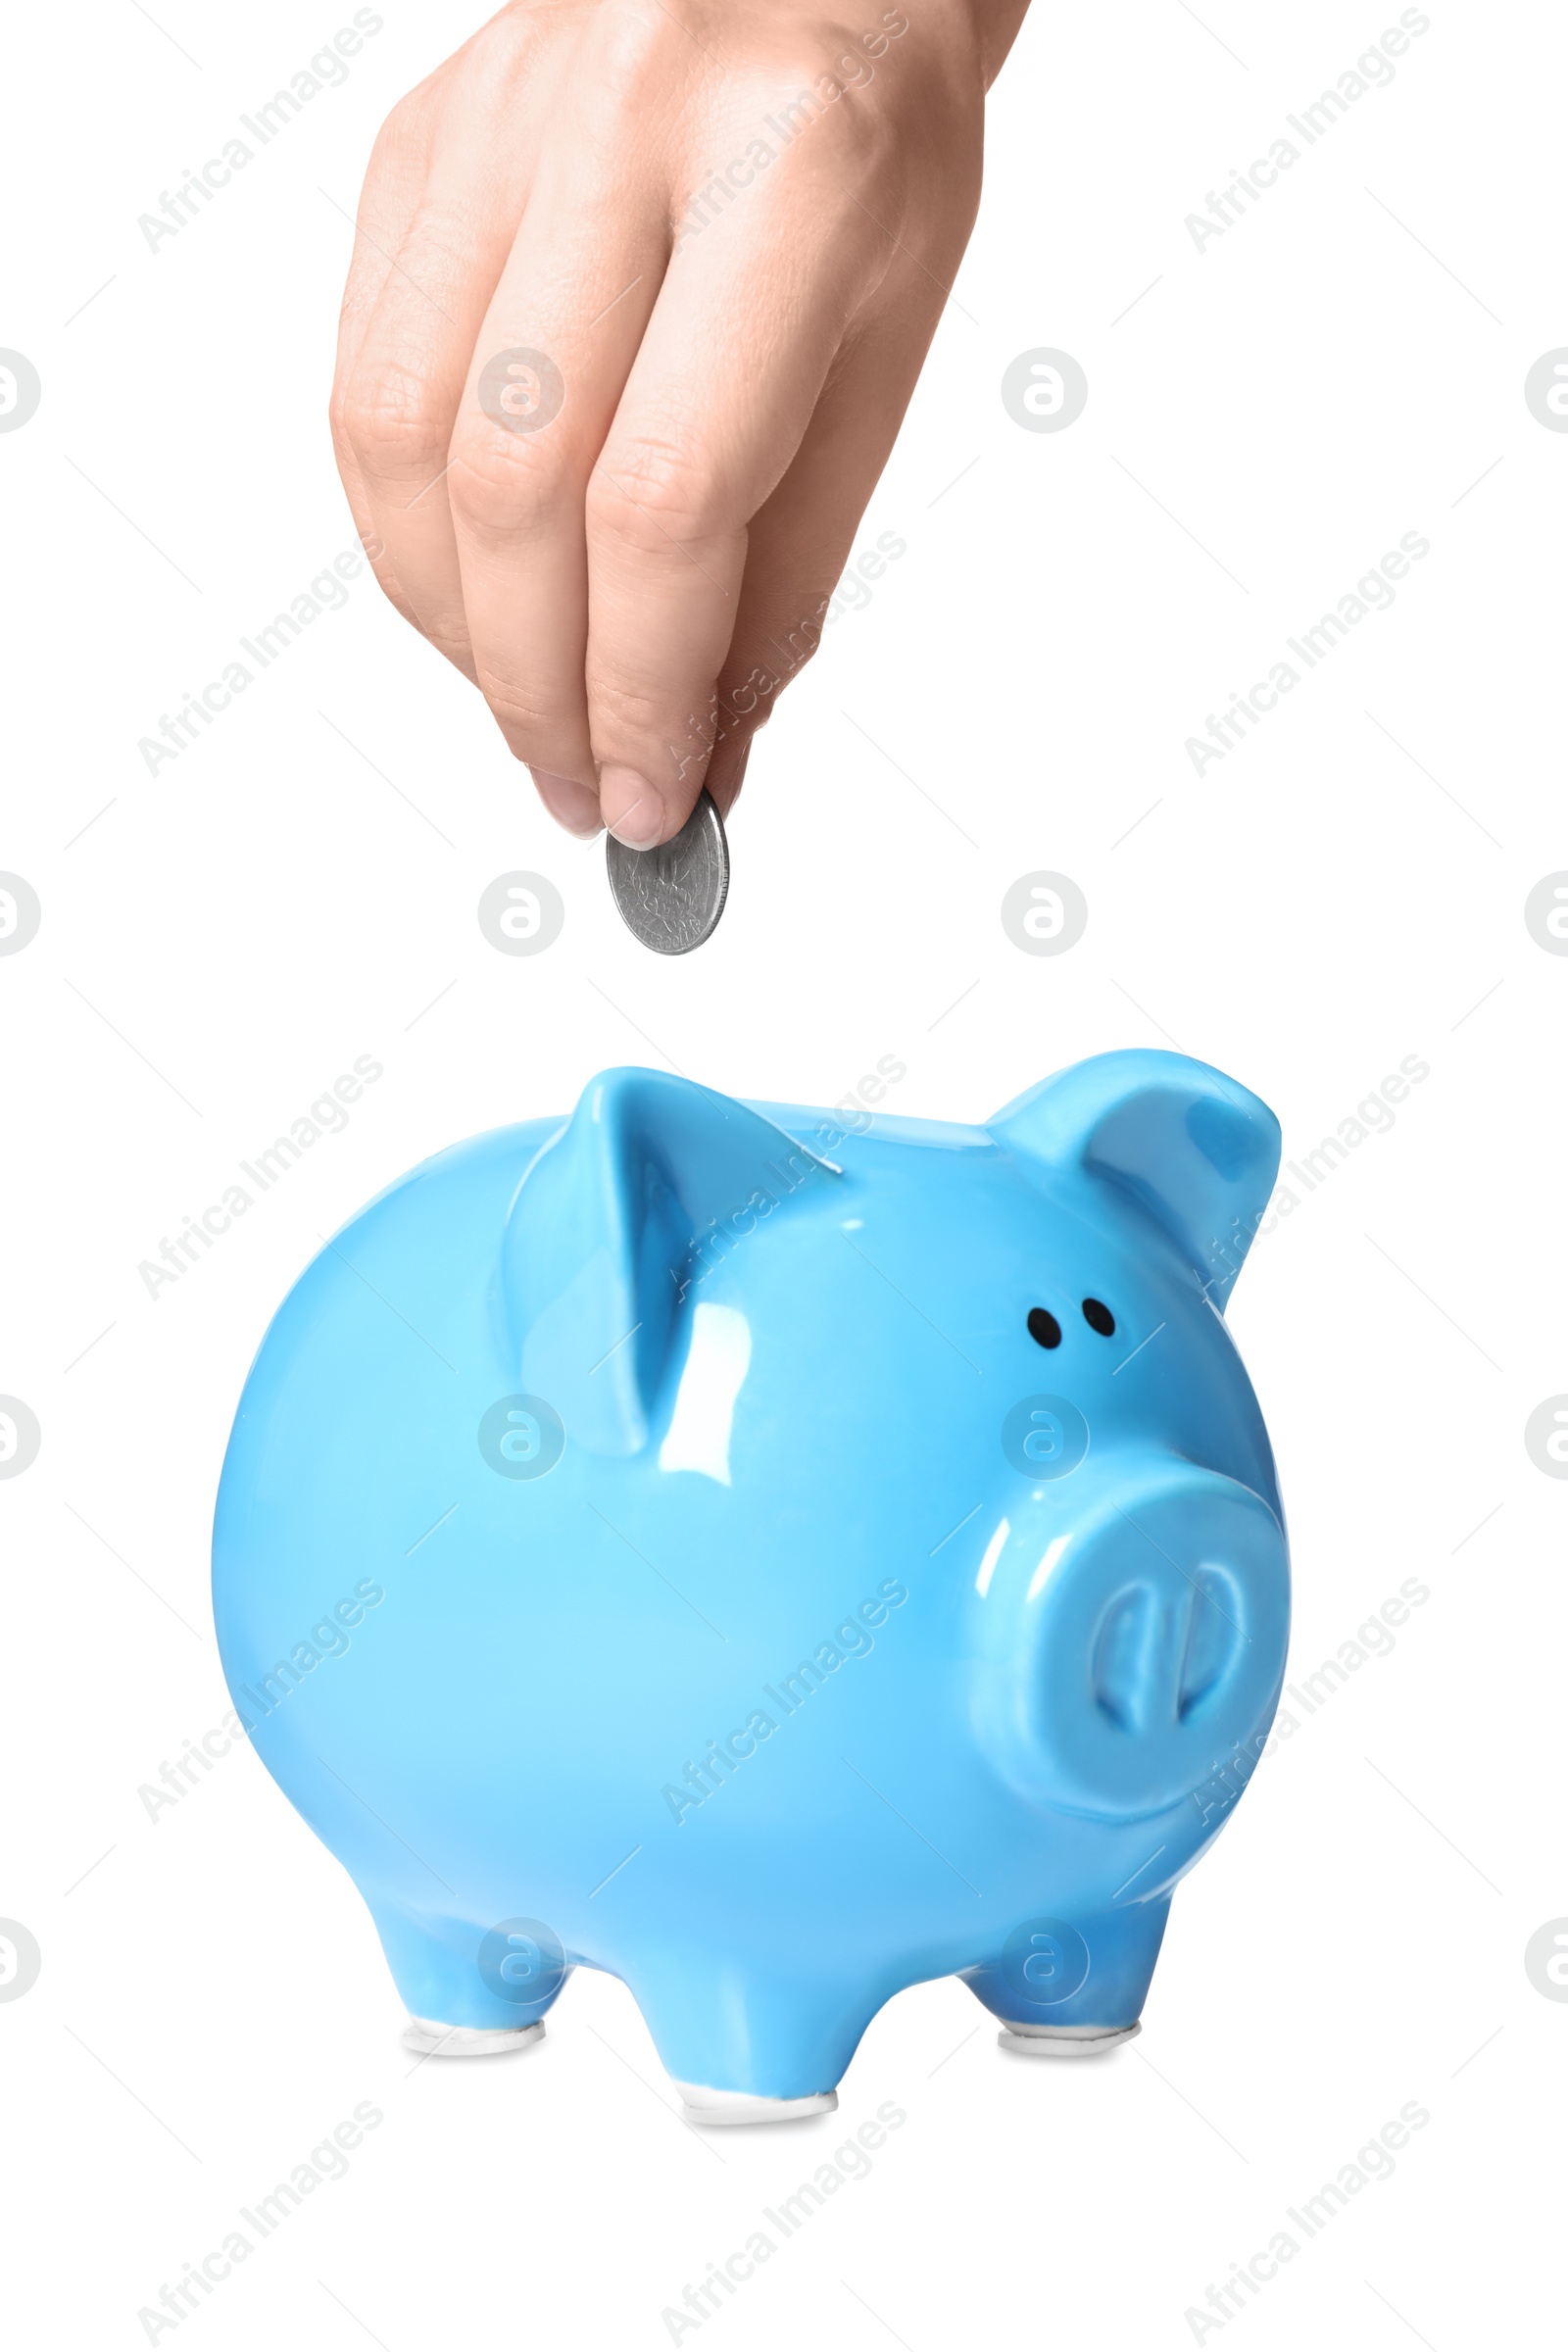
[972,1463,1289,1823]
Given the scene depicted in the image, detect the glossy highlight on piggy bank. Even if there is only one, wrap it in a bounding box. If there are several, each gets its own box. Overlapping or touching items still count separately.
[213,1050,1290,2123]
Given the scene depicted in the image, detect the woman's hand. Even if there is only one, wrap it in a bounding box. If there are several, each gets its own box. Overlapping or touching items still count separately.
[330,0,1026,843]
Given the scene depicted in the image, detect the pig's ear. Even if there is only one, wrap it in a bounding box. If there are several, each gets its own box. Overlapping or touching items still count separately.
[989,1050,1280,1307]
[499,1068,837,1456]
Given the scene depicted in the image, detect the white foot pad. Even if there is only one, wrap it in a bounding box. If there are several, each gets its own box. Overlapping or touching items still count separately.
[998,2020,1142,2059]
[403,2016,546,2059]
[673,2079,838,2127]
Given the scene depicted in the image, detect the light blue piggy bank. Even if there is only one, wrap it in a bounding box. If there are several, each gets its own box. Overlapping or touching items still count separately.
[213,1050,1289,2123]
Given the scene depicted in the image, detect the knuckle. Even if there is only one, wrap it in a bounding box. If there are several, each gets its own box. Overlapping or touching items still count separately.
[587,444,722,553]
[481,0,575,76]
[580,0,664,96]
[586,673,669,739]
[362,88,430,184]
[425,618,475,666]
[476,676,569,752]
[762,39,897,153]
[479,686,582,771]
[446,430,561,540]
[786,96,899,205]
[819,88,898,178]
[326,382,356,464]
[483,689,549,740]
[341,356,452,479]
[377,85,430,155]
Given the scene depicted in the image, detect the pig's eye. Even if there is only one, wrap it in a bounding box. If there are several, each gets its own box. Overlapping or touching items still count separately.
[1082,1298,1115,1337]
[1027,1307,1061,1349]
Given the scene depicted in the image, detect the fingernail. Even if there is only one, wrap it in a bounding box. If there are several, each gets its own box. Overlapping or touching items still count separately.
[527,768,603,839]
[601,766,664,848]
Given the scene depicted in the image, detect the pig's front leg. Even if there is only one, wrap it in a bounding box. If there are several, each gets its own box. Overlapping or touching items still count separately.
[627,1945,887,2124]
[368,1894,570,2056]
[960,1895,1170,2056]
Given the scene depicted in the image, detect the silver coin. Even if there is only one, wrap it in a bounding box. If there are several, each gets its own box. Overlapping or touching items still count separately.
[606,789,729,954]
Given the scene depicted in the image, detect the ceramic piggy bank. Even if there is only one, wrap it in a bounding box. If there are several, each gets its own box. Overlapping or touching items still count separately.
[213,1050,1289,2123]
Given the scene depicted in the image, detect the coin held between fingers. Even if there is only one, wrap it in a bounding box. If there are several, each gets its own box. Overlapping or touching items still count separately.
[606,789,729,954]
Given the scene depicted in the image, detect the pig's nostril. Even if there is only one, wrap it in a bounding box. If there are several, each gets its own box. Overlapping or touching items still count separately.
[1027,1307,1061,1349]
[1082,1298,1115,1337]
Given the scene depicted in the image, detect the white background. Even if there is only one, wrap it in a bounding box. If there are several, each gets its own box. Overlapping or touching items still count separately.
[2,0,1563,2343]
